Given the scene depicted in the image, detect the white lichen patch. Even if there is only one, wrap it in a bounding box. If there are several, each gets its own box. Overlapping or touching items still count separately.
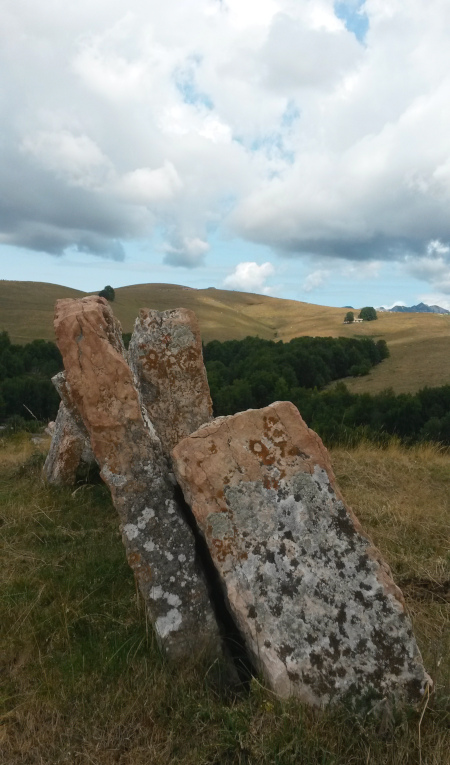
[137,506,155,528]
[102,465,127,488]
[165,500,177,514]
[123,523,139,540]
[155,608,183,638]
[166,593,182,607]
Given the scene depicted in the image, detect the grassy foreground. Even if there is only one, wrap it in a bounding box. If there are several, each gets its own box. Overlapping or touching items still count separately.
[1,435,449,764]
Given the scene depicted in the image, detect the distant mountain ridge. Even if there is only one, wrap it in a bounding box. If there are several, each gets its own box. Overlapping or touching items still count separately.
[378,302,449,314]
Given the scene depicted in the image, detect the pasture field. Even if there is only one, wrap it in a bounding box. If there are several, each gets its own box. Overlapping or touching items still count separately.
[1,280,450,393]
[1,433,449,764]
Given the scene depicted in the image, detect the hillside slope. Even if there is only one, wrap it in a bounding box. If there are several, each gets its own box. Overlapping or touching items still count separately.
[0,281,84,343]
[1,280,450,393]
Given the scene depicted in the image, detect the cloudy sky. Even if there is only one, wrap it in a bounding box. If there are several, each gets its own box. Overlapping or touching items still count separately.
[1,0,450,308]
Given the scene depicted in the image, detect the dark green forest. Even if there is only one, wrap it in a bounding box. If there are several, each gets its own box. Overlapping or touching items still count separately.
[203,335,389,412]
[1,330,450,447]
[0,331,62,422]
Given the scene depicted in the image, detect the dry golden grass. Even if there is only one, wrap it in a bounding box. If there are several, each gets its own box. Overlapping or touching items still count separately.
[331,440,450,583]
[1,434,449,764]
[331,441,450,720]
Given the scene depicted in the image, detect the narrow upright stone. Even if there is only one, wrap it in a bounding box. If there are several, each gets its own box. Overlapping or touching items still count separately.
[54,296,221,660]
[43,372,96,486]
[172,401,432,704]
[128,308,212,456]
[43,402,89,486]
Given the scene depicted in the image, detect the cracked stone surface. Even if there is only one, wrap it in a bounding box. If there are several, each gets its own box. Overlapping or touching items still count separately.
[43,372,96,485]
[172,401,432,704]
[53,296,222,660]
[128,308,212,457]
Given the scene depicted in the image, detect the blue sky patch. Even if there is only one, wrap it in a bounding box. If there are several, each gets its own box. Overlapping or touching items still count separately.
[175,61,213,110]
[334,1,369,43]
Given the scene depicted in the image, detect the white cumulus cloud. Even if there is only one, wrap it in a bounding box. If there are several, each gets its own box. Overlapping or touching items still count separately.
[115,163,183,205]
[302,269,330,293]
[224,261,275,293]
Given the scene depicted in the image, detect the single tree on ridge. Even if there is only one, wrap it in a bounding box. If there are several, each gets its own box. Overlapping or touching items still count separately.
[99,285,115,302]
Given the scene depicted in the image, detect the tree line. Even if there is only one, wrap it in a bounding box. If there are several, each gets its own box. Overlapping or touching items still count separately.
[204,335,389,414]
[0,331,62,422]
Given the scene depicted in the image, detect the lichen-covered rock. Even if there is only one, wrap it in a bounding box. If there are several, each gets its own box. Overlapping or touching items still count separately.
[128,308,212,456]
[53,296,222,660]
[172,401,432,704]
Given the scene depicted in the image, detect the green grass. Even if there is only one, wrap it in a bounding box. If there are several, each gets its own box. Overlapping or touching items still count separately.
[1,434,449,763]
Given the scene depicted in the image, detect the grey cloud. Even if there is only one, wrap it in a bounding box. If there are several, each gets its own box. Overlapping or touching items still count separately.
[162,234,209,268]
[0,150,131,259]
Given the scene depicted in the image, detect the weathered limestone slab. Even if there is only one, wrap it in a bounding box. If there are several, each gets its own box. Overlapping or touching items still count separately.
[172,401,432,704]
[53,296,221,659]
[43,372,96,485]
[128,308,212,456]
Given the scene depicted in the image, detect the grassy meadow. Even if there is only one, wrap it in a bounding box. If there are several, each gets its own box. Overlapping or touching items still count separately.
[1,433,449,764]
[1,280,450,395]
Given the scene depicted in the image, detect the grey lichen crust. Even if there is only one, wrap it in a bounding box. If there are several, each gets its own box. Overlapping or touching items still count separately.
[208,466,430,705]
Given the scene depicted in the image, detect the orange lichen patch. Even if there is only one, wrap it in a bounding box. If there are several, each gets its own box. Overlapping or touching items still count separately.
[263,414,278,428]
[127,552,153,585]
[136,565,153,585]
[140,350,160,371]
[263,475,280,490]
[249,439,276,466]
[127,551,141,566]
[211,537,233,564]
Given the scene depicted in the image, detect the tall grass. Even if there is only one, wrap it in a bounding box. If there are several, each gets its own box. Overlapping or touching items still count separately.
[1,434,449,764]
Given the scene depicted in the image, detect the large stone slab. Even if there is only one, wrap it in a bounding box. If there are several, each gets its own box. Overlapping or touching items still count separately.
[172,401,432,704]
[54,296,221,660]
[128,308,212,457]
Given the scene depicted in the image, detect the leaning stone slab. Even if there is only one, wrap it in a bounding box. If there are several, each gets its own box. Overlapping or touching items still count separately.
[43,372,96,485]
[128,308,212,457]
[172,401,432,705]
[53,296,221,660]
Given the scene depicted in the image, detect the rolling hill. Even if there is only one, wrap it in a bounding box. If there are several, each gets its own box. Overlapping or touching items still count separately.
[1,280,450,394]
